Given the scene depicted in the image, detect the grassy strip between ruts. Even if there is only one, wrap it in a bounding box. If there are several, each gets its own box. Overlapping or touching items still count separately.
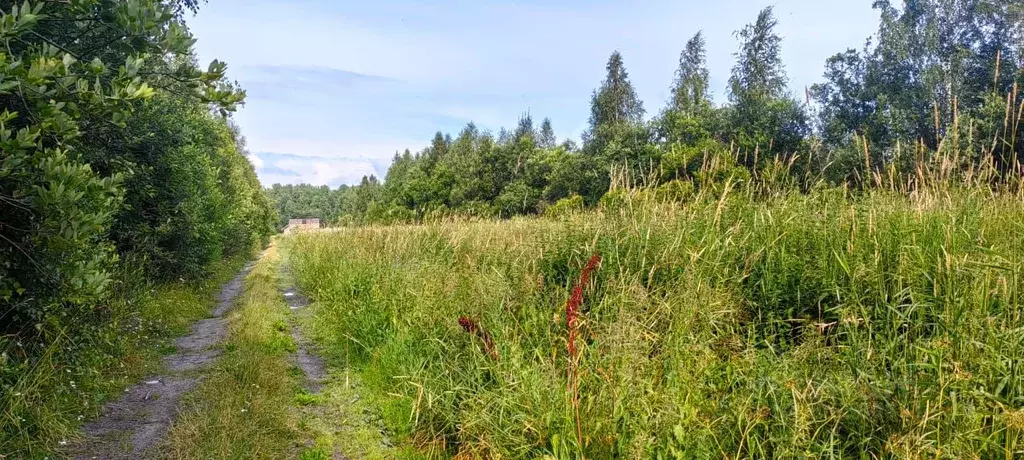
[160,243,301,458]
[160,242,396,459]
[1,255,251,458]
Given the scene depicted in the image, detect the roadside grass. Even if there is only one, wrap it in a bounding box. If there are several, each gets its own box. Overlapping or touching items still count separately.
[279,244,400,460]
[0,256,250,458]
[285,184,1024,458]
[288,372,405,460]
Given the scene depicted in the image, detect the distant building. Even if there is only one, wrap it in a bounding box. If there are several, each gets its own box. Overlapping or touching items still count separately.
[285,218,321,233]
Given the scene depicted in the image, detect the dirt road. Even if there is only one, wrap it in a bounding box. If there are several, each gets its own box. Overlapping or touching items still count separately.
[68,264,253,459]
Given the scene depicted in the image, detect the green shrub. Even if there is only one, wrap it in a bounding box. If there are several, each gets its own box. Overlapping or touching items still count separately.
[654,180,695,203]
[597,188,629,213]
[495,180,542,217]
[544,195,585,218]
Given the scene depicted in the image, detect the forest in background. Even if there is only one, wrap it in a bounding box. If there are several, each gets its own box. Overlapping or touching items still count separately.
[0,0,276,454]
[269,1,1024,225]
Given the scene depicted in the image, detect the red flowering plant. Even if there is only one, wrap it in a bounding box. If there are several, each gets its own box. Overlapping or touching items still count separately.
[565,252,601,449]
[458,316,499,361]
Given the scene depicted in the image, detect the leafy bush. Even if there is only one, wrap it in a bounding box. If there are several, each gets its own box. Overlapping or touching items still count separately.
[597,188,629,213]
[0,1,273,455]
[494,180,542,217]
[654,180,695,203]
[544,195,585,218]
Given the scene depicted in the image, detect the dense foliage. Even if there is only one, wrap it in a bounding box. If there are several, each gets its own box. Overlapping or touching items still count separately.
[0,0,274,454]
[268,1,1024,223]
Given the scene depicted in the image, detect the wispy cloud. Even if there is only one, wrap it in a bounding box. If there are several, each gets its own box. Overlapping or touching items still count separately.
[189,0,880,186]
[241,65,394,104]
[254,152,381,187]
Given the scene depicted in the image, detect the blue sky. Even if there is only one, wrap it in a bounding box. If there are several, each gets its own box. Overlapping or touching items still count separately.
[187,0,881,187]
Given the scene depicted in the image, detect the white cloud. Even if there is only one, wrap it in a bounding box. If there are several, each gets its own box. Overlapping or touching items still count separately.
[248,153,263,169]
[256,153,381,187]
[251,138,417,161]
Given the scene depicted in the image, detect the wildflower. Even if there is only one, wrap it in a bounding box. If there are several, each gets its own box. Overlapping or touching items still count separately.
[566,253,601,361]
[563,251,601,450]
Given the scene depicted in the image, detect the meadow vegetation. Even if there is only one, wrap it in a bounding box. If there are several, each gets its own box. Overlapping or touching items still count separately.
[3,0,1024,458]
[286,169,1024,458]
[275,4,1024,456]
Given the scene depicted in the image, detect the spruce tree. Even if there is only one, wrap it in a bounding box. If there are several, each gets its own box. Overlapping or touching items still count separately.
[423,131,450,171]
[539,118,557,148]
[588,51,645,130]
[514,113,536,142]
[671,32,711,115]
[584,51,645,153]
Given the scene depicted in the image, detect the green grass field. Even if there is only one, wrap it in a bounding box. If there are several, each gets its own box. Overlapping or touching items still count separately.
[285,183,1024,458]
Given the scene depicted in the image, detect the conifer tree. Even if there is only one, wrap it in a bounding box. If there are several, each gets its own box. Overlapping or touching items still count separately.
[514,112,536,142]
[583,51,656,187]
[671,32,711,115]
[539,118,557,148]
[587,51,645,135]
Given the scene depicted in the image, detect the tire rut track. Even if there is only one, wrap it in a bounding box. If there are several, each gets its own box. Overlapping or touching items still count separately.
[280,284,327,395]
[279,258,395,459]
[68,263,253,459]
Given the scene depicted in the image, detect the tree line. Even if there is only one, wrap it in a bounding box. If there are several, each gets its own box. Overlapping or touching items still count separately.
[270,1,1024,225]
[1,0,275,371]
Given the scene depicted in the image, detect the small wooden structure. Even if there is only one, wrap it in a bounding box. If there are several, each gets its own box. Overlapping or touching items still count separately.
[285,218,321,233]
